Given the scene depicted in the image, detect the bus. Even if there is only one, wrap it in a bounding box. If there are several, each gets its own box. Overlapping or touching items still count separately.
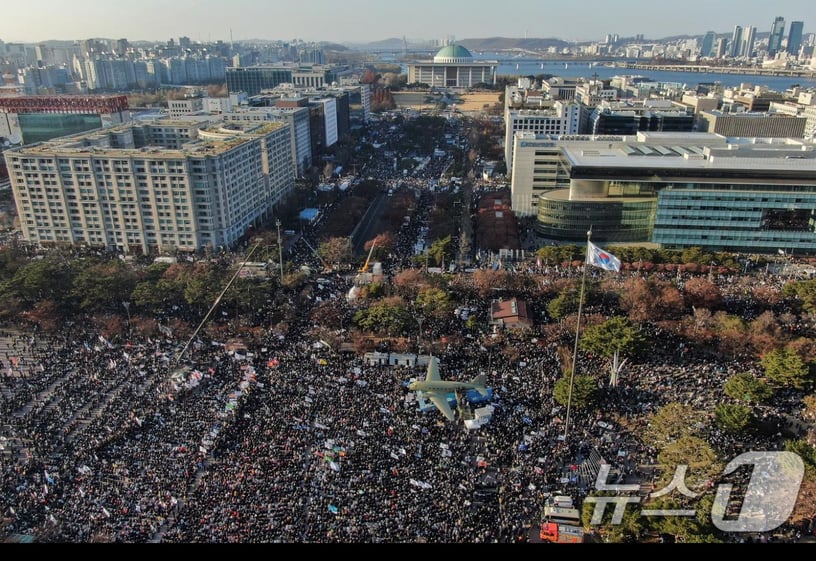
[539,496,585,543]
[239,262,269,277]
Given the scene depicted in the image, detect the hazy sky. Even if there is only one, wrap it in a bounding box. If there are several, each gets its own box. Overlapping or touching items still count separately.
[0,0,813,44]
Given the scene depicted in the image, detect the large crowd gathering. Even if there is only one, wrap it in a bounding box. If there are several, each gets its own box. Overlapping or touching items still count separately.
[1,117,814,544]
[0,244,813,543]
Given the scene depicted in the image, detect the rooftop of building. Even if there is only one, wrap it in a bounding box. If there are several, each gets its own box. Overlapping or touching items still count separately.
[11,119,287,158]
[568,137,816,173]
[701,109,807,118]
[434,44,473,60]
[226,63,340,71]
[516,132,816,174]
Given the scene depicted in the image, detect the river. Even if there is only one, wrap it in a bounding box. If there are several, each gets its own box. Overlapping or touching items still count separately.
[480,55,816,91]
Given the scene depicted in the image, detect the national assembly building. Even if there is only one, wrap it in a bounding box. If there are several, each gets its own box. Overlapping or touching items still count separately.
[407,43,497,89]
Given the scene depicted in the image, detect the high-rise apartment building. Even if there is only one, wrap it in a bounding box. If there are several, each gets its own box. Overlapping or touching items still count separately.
[730,26,743,58]
[715,37,728,58]
[769,16,786,56]
[3,120,295,253]
[741,26,756,58]
[223,105,311,178]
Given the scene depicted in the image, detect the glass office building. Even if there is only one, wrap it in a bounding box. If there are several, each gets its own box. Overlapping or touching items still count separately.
[17,113,103,144]
[511,132,816,254]
[226,67,293,97]
[654,186,816,253]
[537,190,657,242]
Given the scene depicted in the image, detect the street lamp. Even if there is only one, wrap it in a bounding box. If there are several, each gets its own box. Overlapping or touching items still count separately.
[276,219,284,278]
[122,301,131,338]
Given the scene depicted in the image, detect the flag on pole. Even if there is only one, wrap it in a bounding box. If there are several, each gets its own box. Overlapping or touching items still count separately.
[587,241,621,272]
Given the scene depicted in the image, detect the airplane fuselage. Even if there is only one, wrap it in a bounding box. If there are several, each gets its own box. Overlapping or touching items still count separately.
[409,381,483,392]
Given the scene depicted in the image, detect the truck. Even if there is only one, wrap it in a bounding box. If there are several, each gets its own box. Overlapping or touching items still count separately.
[539,496,585,543]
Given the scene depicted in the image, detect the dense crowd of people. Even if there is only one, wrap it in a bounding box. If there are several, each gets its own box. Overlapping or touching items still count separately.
[1,250,812,543]
[1,117,813,544]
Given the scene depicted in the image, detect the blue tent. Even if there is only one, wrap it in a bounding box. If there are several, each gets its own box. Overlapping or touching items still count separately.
[299,208,320,223]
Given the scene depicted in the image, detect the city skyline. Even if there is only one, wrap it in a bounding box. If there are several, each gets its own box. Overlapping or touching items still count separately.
[0,0,812,45]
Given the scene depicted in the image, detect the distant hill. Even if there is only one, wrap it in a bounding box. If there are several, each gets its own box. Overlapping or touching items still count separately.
[342,36,572,53]
[458,37,571,51]
[319,42,351,52]
[21,32,773,52]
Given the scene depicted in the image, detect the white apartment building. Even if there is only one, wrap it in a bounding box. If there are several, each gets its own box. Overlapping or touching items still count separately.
[204,97,233,114]
[504,100,581,174]
[804,105,816,141]
[3,120,294,253]
[222,106,312,177]
[167,97,204,118]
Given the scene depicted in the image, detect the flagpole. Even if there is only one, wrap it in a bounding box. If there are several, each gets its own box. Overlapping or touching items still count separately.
[563,229,592,442]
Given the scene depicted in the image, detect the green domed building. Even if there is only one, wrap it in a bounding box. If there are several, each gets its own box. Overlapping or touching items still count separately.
[433,44,475,63]
[407,42,497,89]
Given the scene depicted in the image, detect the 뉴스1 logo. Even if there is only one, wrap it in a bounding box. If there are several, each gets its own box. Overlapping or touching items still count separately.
[585,451,804,532]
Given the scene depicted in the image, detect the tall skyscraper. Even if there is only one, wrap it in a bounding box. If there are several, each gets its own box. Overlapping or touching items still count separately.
[742,26,756,58]
[701,31,716,57]
[787,21,804,55]
[730,26,743,58]
[768,16,786,56]
[715,37,728,58]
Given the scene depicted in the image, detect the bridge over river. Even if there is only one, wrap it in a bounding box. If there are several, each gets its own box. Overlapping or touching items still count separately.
[616,62,816,79]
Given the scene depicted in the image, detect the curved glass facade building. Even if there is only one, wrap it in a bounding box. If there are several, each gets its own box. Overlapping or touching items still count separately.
[536,190,657,242]
[511,132,816,254]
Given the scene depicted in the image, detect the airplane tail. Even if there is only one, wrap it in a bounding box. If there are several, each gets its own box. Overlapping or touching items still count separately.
[471,374,488,396]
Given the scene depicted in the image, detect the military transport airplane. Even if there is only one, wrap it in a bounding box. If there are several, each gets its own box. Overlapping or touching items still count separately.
[408,357,488,421]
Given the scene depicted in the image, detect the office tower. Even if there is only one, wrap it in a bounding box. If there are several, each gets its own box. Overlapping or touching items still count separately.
[510,132,816,253]
[0,95,129,144]
[742,26,756,58]
[701,31,716,57]
[788,21,804,55]
[730,26,743,57]
[769,16,786,56]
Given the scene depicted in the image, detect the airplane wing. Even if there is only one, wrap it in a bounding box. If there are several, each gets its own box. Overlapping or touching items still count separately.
[426,391,455,421]
[425,357,441,382]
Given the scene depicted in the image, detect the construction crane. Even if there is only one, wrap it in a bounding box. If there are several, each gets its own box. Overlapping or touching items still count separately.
[354,240,379,286]
[359,240,377,273]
